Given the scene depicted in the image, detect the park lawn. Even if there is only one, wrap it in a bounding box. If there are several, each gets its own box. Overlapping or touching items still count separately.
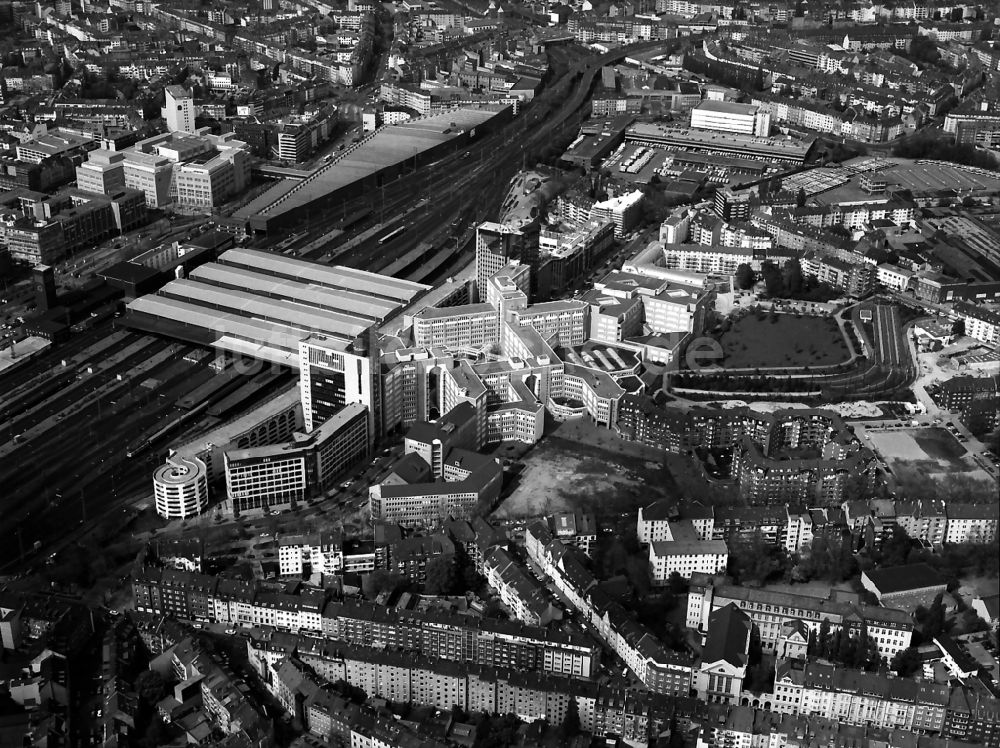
[716,313,851,370]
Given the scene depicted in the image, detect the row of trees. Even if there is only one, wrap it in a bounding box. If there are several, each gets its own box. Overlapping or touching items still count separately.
[361,550,483,599]
[808,620,883,672]
[727,532,791,586]
[790,531,859,584]
[671,373,824,392]
[893,132,999,171]
[734,259,840,302]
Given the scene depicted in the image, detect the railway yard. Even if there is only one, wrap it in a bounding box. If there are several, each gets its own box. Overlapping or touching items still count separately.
[0,323,289,570]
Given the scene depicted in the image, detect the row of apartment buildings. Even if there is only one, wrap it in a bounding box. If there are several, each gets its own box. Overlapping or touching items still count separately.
[131,565,603,680]
[525,521,697,696]
[617,402,880,505]
[639,496,1000,559]
[250,631,665,743]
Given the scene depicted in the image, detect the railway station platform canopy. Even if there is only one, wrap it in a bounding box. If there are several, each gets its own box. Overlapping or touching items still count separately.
[125,248,429,367]
[233,105,510,232]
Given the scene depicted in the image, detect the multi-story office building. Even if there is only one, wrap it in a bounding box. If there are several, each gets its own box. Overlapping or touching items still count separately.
[369,448,502,526]
[3,219,65,265]
[590,190,643,238]
[171,148,250,210]
[475,222,535,301]
[75,149,126,195]
[122,151,174,208]
[163,84,196,133]
[379,82,433,115]
[584,293,644,343]
[15,130,95,165]
[485,262,531,310]
[224,403,369,515]
[380,347,452,435]
[153,454,209,519]
[112,130,251,210]
[298,332,379,441]
[690,100,771,137]
[509,300,589,348]
[411,303,499,352]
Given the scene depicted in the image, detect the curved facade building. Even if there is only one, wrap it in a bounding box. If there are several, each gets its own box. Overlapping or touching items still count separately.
[154,455,209,519]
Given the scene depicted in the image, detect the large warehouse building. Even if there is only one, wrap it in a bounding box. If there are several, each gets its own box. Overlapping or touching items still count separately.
[234,105,513,233]
[124,248,429,367]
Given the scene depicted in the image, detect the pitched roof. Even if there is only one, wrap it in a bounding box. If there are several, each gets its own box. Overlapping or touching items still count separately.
[702,603,751,669]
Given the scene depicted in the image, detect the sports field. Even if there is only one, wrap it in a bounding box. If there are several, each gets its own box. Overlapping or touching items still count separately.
[868,428,967,467]
[868,427,995,499]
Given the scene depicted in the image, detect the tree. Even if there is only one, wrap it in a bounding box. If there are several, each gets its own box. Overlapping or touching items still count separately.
[735,263,756,290]
[782,258,804,296]
[890,647,922,677]
[908,34,940,65]
[817,618,832,658]
[362,569,405,599]
[951,319,965,337]
[922,593,948,640]
[667,571,689,595]
[424,554,458,595]
[479,714,522,748]
[760,261,785,297]
[561,697,580,740]
[796,187,807,207]
[483,599,508,619]
[334,679,368,703]
[878,526,913,567]
[134,670,165,706]
[728,531,788,585]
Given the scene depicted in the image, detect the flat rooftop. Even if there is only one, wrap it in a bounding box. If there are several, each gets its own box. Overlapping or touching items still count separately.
[125,250,428,366]
[218,248,428,305]
[190,263,399,321]
[694,99,757,115]
[235,106,508,222]
[159,279,372,339]
[627,123,814,160]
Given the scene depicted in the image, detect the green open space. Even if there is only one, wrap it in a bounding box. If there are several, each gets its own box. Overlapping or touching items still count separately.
[715,313,850,370]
